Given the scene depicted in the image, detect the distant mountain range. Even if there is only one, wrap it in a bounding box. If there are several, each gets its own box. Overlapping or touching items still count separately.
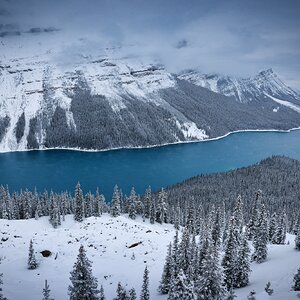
[0,33,300,152]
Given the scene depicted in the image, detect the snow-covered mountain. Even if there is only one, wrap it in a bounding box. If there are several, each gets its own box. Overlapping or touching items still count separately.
[1,31,300,152]
[178,68,300,104]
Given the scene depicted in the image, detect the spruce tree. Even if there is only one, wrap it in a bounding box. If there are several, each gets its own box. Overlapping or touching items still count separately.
[0,273,7,300]
[158,243,173,294]
[156,188,168,224]
[128,187,137,220]
[129,288,137,300]
[222,217,238,290]
[195,235,226,300]
[111,185,121,217]
[74,183,84,222]
[149,201,155,224]
[140,266,150,300]
[42,280,53,300]
[235,234,251,288]
[69,245,99,300]
[99,285,106,300]
[115,282,128,300]
[264,282,273,295]
[168,269,195,300]
[295,222,300,250]
[268,212,277,242]
[28,239,38,270]
[293,267,300,291]
[143,186,152,219]
[247,290,256,300]
[252,204,268,263]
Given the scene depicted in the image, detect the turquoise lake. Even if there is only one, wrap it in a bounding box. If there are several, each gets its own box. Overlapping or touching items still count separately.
[0,130,300,199]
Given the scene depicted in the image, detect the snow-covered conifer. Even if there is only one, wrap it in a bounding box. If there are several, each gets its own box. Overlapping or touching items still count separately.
[28,239,38,270]
[74,182,84,222]
[264,282,273,295]
[293,267,300,291]
[235,234,251,288]
[140,266,150,300]
[252,204,268,263]
[42,280,53,300]
[158,243,173,294]
[168,269,195,300]
[68,245,99,300]
[111,185,121,217]
[99,285,105,300]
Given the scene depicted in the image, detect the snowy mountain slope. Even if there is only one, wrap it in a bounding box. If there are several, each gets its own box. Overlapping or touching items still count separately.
[178,68,300,104]
[1,31,300,152]
[0,215,299,300]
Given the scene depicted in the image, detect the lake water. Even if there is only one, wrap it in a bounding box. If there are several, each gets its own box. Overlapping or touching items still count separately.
[0,130,300,200]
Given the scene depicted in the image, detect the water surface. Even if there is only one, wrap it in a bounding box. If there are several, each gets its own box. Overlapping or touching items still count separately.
[0,130,299,199]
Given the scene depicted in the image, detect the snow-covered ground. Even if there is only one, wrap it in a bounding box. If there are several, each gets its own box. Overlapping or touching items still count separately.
[267,94,300,113]
[0,215,299,299]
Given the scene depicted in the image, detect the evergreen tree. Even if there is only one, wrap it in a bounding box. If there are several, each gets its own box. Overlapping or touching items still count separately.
[247,290,256,300]
[235,234,251,288]
[143,186,152,219]
[111,185,121,217]
[268,212,277,242]
[0,273,7,300]
[252,204,268,263]
[149,200,155,224]
[168,269,195,300]
[128,187,137,220]
[99,285,106,300]
[158,243,173,294]
[42,280,53,300]
[295,222,300,250]
[293,267,300,291]
[69,245,99,300]
[222,217,238,290]
[140,266,150,300]
[74,183,84,222]
[226,287,236,300]
[129,288,137,300]
[246,191,261,240]
[195,235,226,300]
[264,282,273,295]
[28,239,38,270]
[115,282,128,300]
[272,212,286,244]
[156,188,168,224]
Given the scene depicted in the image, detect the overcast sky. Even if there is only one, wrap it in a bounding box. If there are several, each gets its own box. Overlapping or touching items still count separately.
[1,0,300,89]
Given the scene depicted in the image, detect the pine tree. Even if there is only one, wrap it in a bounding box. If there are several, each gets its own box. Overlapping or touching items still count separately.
[128,187,137,220]
[143,186,152,219]
[246,191,261,240]
[222,217,238,290]
[168,269,195,300]
[149,200,155,224]
[42,280,53,300]
[111,185,121,217]
[28,239,38,270]
[268,212,277,242]
[247,290,256,300]
[129,288,137,300]
[69,245,99,300]
[252,204,268,263]
[235,234,251,288]
[140,266,150,300]
[115,282,128,300]
[195,235,226,300]
[264,282,273,295]
[226,287,236,300]
[74,183,84,222]
[0,273,7,300]
[293,267,300,291]
[99,285,105,300]
[158,243,173,294]
[156,188,168,224]
[295,222,300,250]
[272,212,286,244]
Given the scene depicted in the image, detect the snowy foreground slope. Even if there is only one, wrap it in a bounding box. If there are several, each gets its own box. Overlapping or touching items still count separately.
[0,215,299,300]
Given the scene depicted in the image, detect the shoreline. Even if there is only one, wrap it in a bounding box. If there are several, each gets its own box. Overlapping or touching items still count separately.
[0,126,300,154]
